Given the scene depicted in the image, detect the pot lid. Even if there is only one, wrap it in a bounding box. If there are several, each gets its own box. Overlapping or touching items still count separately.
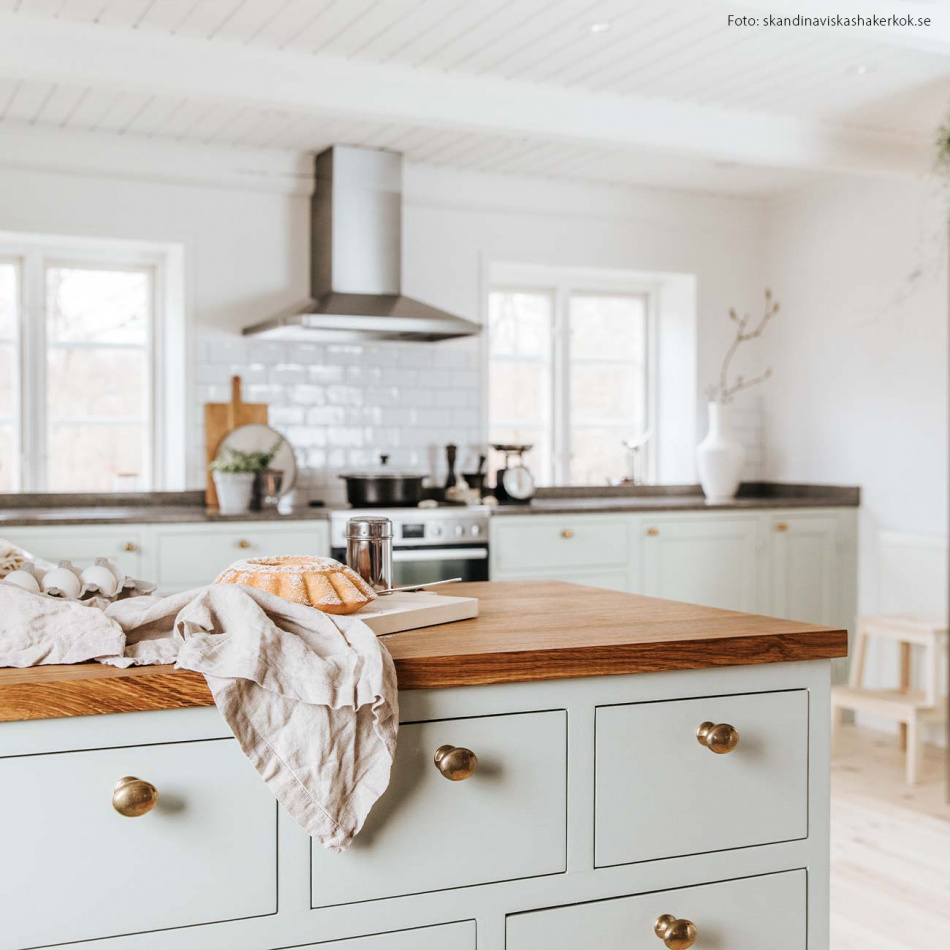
[339,453,423,479]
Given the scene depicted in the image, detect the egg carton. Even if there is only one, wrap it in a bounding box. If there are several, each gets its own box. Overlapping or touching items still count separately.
[1,556,157,603]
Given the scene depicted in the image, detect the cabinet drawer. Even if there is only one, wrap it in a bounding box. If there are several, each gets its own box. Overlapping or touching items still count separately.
[0,738,276,949]
[506,869,805,949]
[311,709,567,906]
[595,690,807,867]
[0,525,145,579]
[155,523,325,589]
[492,517,627,572]
[276,920,476,950]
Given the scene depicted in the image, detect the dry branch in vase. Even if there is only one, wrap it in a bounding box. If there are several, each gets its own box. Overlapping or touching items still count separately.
[705,289,779,404]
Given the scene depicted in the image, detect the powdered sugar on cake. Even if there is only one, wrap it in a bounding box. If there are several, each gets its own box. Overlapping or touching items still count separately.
[214,556,377,614]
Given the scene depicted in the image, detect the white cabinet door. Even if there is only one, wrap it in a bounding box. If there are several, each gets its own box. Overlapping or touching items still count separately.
[153,521,329,591]
[640,515,759,611]
[506,869,806,950]
[311,709,567,906]
[491,515,629,571]
[0,737,276,949]
[0,524,146,578]
[595,690,808,867]
[278,921,476,950]
[768,512,839,625]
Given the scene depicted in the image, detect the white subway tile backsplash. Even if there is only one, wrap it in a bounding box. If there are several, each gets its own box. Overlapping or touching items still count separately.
[195,336,484,493]
[309,365,345,385]
[269,363,307,385]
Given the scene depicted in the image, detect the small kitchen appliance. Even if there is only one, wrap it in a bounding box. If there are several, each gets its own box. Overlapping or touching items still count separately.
[331,506,489,589]
[491,443,536,505]
[345,517,393,593]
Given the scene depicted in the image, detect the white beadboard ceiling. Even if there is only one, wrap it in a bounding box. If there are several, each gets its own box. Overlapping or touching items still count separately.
[0,0,947,193]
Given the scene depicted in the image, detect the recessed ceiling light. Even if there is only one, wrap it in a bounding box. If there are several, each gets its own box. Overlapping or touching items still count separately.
[851,64,870,75]
[589,21,611,34]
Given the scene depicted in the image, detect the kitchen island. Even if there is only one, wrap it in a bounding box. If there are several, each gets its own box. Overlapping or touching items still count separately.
[0,581,846,950]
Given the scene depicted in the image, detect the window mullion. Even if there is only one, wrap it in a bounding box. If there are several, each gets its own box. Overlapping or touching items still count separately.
[552,283,569,485]
[20,251,47,492]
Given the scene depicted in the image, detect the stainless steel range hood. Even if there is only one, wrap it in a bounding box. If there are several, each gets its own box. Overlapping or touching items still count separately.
[243,145,480,343]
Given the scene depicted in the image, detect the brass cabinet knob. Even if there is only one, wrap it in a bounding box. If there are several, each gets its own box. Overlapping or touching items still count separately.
[655,915,697,950]
[237,539,252,549]
[560,529,574,539]
[775,522,789,532]
[112,776,158,817]
[434,744,478,781]
[122,541,137,552]
[646,527,659,537]
[697,721,740,754]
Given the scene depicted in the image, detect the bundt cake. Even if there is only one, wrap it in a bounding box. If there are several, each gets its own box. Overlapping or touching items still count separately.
[214,555,377,615]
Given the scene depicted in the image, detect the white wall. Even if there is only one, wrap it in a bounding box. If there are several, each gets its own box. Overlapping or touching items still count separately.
[0,132,769,496]
[764,174,949,737]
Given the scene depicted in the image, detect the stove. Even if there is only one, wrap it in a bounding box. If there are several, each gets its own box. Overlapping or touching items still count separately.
[329,506,490,587]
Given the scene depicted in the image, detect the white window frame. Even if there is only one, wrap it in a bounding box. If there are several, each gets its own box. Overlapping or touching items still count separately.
[486,263,660,486]
[0,232,186,493]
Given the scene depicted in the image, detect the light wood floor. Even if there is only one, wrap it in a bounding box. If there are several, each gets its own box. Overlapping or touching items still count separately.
[831,725,950,950]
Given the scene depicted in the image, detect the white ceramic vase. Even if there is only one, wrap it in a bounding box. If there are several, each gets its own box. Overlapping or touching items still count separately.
[213,471,255,515]
[696,401,745,504]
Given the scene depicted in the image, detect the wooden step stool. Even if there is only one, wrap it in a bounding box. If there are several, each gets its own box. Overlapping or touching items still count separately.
[831,615,947,784]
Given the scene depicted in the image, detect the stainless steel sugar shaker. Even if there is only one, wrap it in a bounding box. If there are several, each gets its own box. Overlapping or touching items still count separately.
[345,516,393,592]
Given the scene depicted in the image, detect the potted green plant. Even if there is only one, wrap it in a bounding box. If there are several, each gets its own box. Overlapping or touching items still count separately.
[210,438,284,515]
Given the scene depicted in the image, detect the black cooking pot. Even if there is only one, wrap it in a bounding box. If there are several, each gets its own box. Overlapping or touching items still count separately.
[340,455,424,508]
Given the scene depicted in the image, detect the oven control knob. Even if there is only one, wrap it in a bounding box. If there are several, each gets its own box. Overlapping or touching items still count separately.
[471,524,481,537]
[454,524,465,538]
[431,525,442,537]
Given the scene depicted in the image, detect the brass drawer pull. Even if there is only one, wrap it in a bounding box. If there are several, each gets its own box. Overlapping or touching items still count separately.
[697,721,740,754]
[775,522,789,532]
[122,541,137,552]
[237,539,252,549]
[646,527,659,537]
[655,914,697,949]
[112,776,158,817]
[434,744,478,781]
[560,529,574,539]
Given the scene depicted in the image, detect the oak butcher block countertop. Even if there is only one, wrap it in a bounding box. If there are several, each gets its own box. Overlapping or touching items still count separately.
[0,581,847,723]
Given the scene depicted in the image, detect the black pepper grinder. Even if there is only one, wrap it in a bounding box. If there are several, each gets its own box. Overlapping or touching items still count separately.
[444,443,458,492]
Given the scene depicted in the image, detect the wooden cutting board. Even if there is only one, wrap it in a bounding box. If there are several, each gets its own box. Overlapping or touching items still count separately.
[357,591,479,636]
[204,375,268,508]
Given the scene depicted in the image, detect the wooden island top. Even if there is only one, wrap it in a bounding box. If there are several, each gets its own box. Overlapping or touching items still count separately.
[0,581,848,723]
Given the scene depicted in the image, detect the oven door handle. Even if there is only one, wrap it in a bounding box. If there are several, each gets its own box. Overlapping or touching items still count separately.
[392,548,488,562]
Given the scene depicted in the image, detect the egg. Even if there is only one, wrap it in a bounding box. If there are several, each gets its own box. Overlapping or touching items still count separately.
[3,569,41,593]
[80,563,118,597]
[42,564,82,599]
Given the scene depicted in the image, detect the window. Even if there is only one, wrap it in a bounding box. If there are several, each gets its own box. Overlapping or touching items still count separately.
[0,235,183,492]
[488,270,654,486]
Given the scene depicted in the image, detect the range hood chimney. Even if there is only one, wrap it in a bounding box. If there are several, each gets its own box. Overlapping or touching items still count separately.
[243,145,480,343]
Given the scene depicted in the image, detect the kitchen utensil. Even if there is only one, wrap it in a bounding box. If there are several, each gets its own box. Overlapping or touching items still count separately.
[340,455,424,508]
[377,577,463,595]
[444,444,458,491]
[491,443,536,505]
[253,470,284,509]
[462,471,485,494]
[204,376,268,508]
[356,590,479,635]
[345,516,394,592]
[501,465,535,501]
[217,424,297,496]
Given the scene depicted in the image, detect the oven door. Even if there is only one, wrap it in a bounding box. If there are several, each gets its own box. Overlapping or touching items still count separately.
[391,546,489,587]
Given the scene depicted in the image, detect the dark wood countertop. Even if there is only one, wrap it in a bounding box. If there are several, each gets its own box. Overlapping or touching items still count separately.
[0,582,847,723]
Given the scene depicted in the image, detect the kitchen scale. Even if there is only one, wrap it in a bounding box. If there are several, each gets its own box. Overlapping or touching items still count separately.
[491,443,536,505]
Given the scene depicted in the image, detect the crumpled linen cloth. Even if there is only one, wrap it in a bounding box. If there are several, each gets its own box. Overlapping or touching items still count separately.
[0,582,398,852]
